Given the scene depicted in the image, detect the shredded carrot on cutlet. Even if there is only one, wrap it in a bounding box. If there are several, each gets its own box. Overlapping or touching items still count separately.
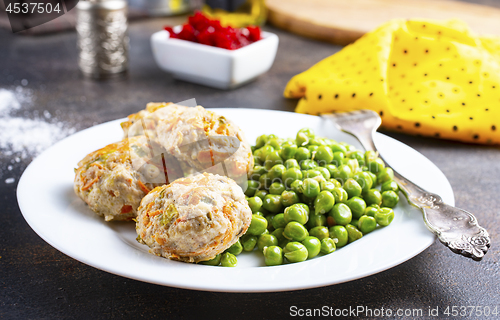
[138,180,151,194]
[155,236,165,245]
[81,176,99,191]
[89,163,103,169]
[147,210,162,217]
[120,205,133,214]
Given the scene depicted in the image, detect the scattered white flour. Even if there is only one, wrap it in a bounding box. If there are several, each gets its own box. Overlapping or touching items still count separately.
[0,86,76,167]
[0,88,21,115]
[5,177,15,184]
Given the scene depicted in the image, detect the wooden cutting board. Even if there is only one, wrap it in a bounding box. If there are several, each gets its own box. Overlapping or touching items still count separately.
[266,0,500,45]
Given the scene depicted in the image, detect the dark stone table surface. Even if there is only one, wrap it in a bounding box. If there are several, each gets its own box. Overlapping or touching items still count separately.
[1,9,499,320]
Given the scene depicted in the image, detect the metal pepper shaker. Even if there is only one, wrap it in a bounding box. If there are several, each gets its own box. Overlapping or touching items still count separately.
[76,0,129,79]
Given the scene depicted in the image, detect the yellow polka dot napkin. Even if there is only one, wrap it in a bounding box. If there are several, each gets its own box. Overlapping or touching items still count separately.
[284,19,500,144]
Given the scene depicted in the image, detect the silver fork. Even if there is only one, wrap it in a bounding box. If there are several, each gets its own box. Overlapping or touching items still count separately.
[322,110,490,261]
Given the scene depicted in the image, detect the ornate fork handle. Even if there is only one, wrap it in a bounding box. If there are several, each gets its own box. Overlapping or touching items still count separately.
[391,169,490,261]
[322,111,490,260]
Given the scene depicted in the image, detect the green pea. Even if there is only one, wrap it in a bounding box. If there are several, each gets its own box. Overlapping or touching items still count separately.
[377,167,394,184]
[307,213,327,229]
[320,238,336,254]
[264,150,283,170]
[364,150,378,163]
[332,187,348,203]
[273,212,287,229]
[200,254,221,266]
[364,205,380,217]
[281,190,300,207]
[311,174,326,186]
[262,194,283,213]
[358,215,377,234]
[253,211,265,217]
[343,178,362,198]
[346,224,363,243]
[325,164,338,178]
[381,190,399,208]
[221,252,237,267]
[309,226,330,240]
[350,219,359,229]
[284,158,300,169]
[310,137,326,146]
[249,165,266,181]
[314,190,335,214]
[366,171,377,186]
[245,180,260,197]
[303,169,322,179]
[226,239,243,255]
[315,145,334,163]
[254,189,268,200]
[265,215,275,232]
[367,157,385,174]
[354,171,373,193]
[347,150,365,166]
[255,134,268,148]
[296,128,314,146]
[300,159,318,170]
[346,196,367,219]
[295,147,311,162]
[253,155,262,166]
[329,225,348,248]
[381,180,399,193]
[263,246,283,266]
[269,182,286,195]
[259,173,271,190]
[284,204,309,225]
[290,180,304,194]
[331,143,348,154]
[283,222,309,241]
[288,202,304,212]
[332,151,345,167]
[257,234,279,251]
[241,234,258,251]
[267,134,278,140]
[320,180,336,193]
[346,158,360,174]
[266,138,282,150]
[258,145,274,163]
[283,242,309,263]
[307,145,319,154]
[302,236,321,259]
[316,167,331,180]
[280,144,297,160]
[364,189,382,206]
[303,178,320,198]
[247,214,268,235]
[271,228,287,245]
[268,164,286,181]
[247,196,263,213]
[300,194,316,206]
[333,164,352,183]
[282,167,303,188]
[253,146,262,156]
[375,207,395,226]
[329,179,342,188]
[329,203,352,226]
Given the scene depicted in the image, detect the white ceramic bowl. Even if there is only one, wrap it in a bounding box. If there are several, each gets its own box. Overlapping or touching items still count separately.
[151,29,279,89]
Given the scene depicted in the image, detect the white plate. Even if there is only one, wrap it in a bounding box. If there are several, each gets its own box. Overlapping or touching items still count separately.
[17,109,453,292]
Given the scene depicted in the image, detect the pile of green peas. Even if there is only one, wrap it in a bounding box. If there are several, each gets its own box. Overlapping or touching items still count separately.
[201,128,400,267]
